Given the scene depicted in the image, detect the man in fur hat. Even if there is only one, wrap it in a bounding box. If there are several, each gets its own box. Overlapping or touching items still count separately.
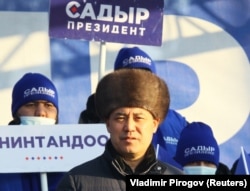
[56,69,183,191]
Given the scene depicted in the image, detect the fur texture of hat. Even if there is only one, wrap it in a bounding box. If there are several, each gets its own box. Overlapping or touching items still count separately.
[95,69,169,123]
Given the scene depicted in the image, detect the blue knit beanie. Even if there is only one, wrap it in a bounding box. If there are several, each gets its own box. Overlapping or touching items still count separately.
[114,47,156,73]
[174,122,220,167]
[11,73,58,117]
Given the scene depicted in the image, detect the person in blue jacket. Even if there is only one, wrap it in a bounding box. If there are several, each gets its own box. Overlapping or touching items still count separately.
[0,73,64,191]
[113,47,188,168]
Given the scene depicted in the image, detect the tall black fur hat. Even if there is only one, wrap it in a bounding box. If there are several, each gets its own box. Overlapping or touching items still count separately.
[95,69,170,123]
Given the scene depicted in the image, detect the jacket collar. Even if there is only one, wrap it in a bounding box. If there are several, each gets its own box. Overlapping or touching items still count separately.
[104,140,157,175]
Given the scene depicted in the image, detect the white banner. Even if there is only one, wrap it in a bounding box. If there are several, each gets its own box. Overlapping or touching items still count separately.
[0,124,109,173]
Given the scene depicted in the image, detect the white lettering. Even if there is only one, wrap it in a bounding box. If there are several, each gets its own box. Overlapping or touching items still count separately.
[114,6,128,23]
[111,25,119,34]
[66,3,150,25]
[130,179,167,186]
[67,21,75,29]
[130,27,137,35]
[97,4,113,21]
[77,22,84,30]
[135,8,149,24]
[80,3,96,19]
[169,179,204,188]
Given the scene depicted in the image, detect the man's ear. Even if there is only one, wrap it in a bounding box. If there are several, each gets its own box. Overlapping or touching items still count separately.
[153,118,160,133]
[105,119,111,133]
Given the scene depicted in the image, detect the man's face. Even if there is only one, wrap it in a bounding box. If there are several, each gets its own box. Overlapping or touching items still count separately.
[17,100,57,120]
[106,107,159,160]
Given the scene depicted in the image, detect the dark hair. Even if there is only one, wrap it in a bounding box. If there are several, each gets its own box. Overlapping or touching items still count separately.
[216,162,232,175]
[78,93,102,124]
[8,117,21,125]
[78,110,101,124]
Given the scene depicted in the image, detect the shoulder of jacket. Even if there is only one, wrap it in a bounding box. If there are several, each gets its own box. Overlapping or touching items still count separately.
[155,160,184,175]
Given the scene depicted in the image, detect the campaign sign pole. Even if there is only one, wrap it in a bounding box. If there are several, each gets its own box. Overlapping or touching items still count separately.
[40,172,48,191]
[99,41,106,80]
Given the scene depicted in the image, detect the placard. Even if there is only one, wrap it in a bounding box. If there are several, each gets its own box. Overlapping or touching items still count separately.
[0,124,109,172]
[49,0,164,46]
